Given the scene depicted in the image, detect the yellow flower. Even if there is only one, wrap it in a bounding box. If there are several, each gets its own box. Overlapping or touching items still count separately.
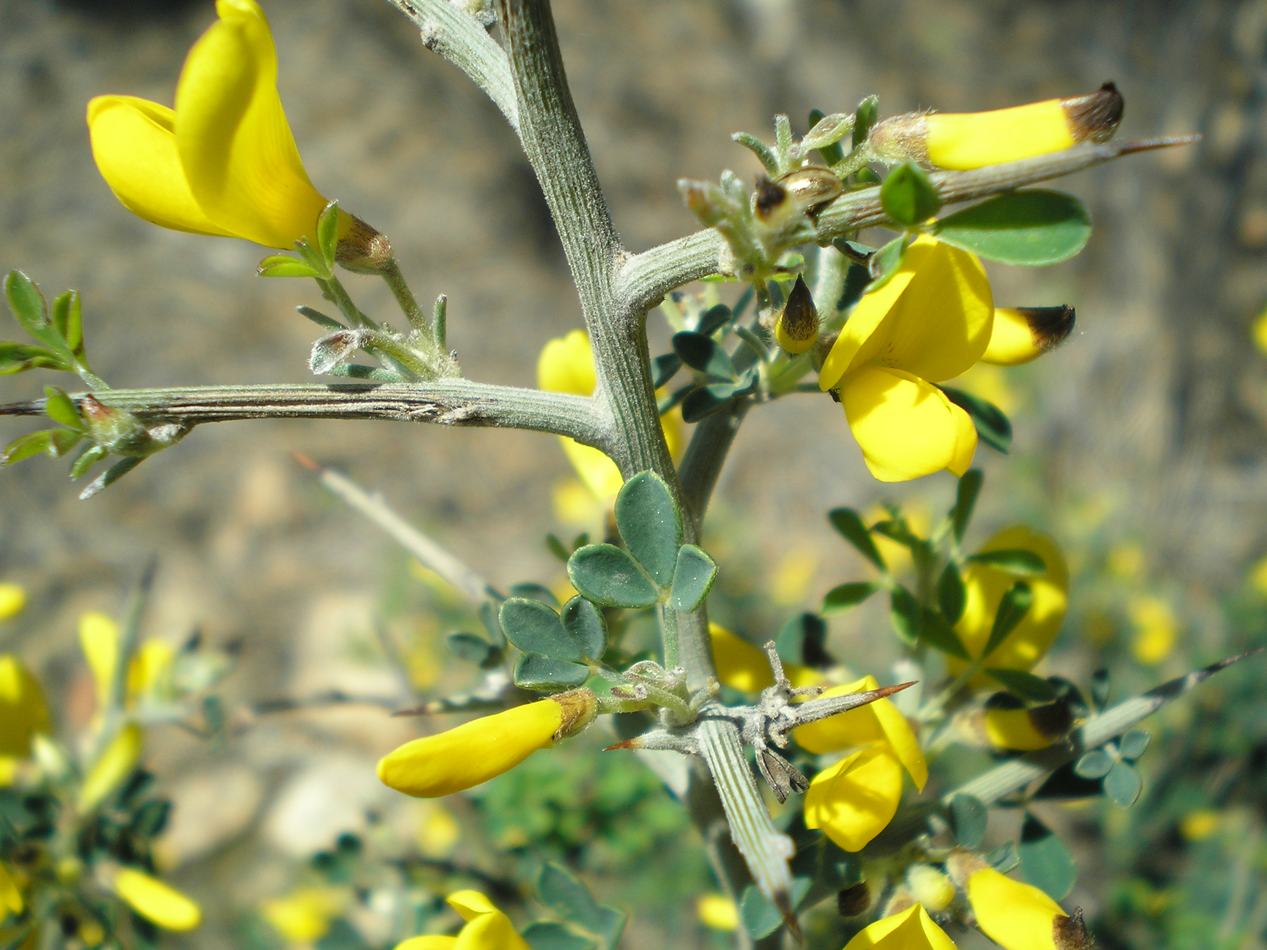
[967,867,1068,950]
[112,866,202,932]
[982,704,1064,751]
[819,236,993,482]
[378,690,596,798]
[88,0,333,249]
[796,675,927,851]
[952,526,1068,681]
[537,330,684,504]
[395,890,529,950]
[262,887,346,943]
[709,625,816,693]
[843,903,956,950]
[870,84,1124,171]
[79,612,174,712]
[0,655,50,786]
[0,862,23,919]
[981,306,1076,366]
[1128,595,1178,666]
[78,723,143,812]
[0,583,25,622]
[906,866,956,914]
[696,892,739,932]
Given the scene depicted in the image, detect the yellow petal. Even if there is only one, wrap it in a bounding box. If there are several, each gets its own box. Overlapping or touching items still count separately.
[262,887,344,943]
[448,890,530,950]
[843,903,957,950]
[79,611,120,712]
[395,939,458,950]
[793,676,926,789]
[0,655,50,760]
[0,584,27,622]
[174,0,326,247]
[0,861,23,917]
[926,99,1075,170]
[86,96,233,237]
[709,625,817,694]
[79,723,143,812]
[821,236,993,390]
[803,747,903,851]
[696,893,739,931]
[377,700,564,798]
[983,706,1058,751]
[840,366,977,482]
[561,438,625,503]
[130,640,175,698]
[981,306,1076,366]
[113,867,202,931]
[1128,595,1179,666]
[537,330,598,396]
[953,526,1068,677]
[968,867,1066,950]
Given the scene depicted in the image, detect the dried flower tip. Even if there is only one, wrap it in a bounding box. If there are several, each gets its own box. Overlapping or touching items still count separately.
[753,175,790,222]
[1063,82,1124,144]
[981,697,1073,751]
[944,849,989,888]
[1053,908,1096,949]
[335,214,394,274]
[836,882,871,918]
[983,305,1076,365]
[775,166,843,216]
[774,275,819,354]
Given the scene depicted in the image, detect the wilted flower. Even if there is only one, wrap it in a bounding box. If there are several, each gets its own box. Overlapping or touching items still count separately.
[395,890,529,950]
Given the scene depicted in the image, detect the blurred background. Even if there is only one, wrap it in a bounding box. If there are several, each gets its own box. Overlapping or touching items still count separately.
[1,0,1264,946]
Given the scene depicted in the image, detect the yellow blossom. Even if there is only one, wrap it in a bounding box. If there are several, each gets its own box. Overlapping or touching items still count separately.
[1127,595,1178,666]
[980,306,1076,366]
[87,0,335,249]
[0,655,50,786]
[843,903,956,950]
[395,890,529,950]
[982,704,1064,751]
[79,611,174,711]
[1179,809,1221,842]
[819,236,993,482]
[709,625,817,693]
[696,892,739,932]
[112,866,202,932]
[378,690,596,798]
[262,887,346,943]
[0,862,23,919]
[0,584,25,622]
[967,867,1068,950]
[78,723,143,812]
[952,526,1069,682]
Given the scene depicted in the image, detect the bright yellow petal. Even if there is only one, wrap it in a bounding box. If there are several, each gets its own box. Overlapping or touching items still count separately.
[710,625,817,694]
[87,96,233,237]
[981,307,1074,366]
[79,611,120,712]
[561,438,624,503]
[395,939,458,950]
[0,861,23,917]
[953,526,1068,677]
[843,903,957,950]
[448,890,530,950]
[820,268,917,391]
[377,701,564,798]
[113,867,202,932]
[968,868,1066,950]
[262,887,344,942]
[175,0,326,247]
[0,584,26,622]
[840,366,977,482]
[803,747,903,851]
[78,723,143,812]
[696,893,739,931]
[129,641,175,698]
[0,655,50,759]
[983,706,1058,751]
[537,330,598,396]
[926,99,1075,171]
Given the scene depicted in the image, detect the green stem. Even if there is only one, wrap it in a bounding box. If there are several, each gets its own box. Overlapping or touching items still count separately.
[318,275,373,329]
[380,259,429,335]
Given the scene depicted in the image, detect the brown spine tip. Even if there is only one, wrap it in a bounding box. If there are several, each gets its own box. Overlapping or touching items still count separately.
[753,175,789,221]
[1064,82,1124,144]
[1016,305,1076,352]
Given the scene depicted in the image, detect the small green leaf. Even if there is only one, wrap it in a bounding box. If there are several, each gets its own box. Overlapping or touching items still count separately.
[821,581,879,616]
[79,456,144,500]
[807,108,846,165]
[668,544,717,611]
[951,468,983,542]
[967,549,1047,575]
[986,841,1020,874]
[933,190,1092,266]
[852,94,879,148]
[695,304,732,336]
[258,255,324,279]
[672,331,736,381]
[866,233,909,291]
[982,581,1033,657]
[446,631,499,666]
[987,668,1060,703]
[560,596,606,661]
[937,563,966,623]
[513,654,588,691]
[919,609,970,659]
[803,110,853,151]
[880,162,942,226]
[614,472,681,588]
[296,305,345,331]
[1074,748,1114,780]
[0,342,66,375]
[949,794,987,848]
[509,582,559,606]
[69,443,108,480]
[732,131,779,175]
[4,270,48,336]
[1103,761,1143,806]
[1118,729,1151,762]
[55,290,84,356]
[828,507,885,569]
[567,544,659,609]
[942,386,1011,453]
[317,201,341,268]
[740,878,814,940]
[43,386,82,430]
[520,921,595,950]
[1,430,55,466]
[499,598,575,661]
[888,586,921,646]
[538,863,625,946]
[1019,813,1076,900]
[680,381,746,422]
[650,352,681,388]
[48,427,82,458]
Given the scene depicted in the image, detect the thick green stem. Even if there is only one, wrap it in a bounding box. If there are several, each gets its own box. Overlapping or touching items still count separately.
[380,259,429,335]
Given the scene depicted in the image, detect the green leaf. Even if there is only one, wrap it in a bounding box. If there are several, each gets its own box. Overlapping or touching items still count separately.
[1074,748,1114,780]
[680,382,744,422]
[695,304,732,336]
[513,654,588,691]
[668,544,717,611]
[933,190,1092,266]
[942,386,1011,453]
[919,609,970,659]
[966,548,1047,575]
[866,233,909,291]
[4,270,48,336]
[53,290,84,356]
[296,305,345,331]
[1,430,55,466]
[1118,729,1151,762]
[888,586,921,646]
[821,581,879,616]
[521,921,596,950]
[79,456,144,500]
[1019,813,1076,900]
[317,201,341,268]
[740,877,814,940]
[69,443,108,480]
[982,581,1033,657]
[537,863,626,947]
[936,563,966,623]
[499,598,578,661]
[807,108,846,166]
[880,162,942,226]
[509,582,558,606]
[614,472,681,587]
[986,841,1020,874]
[828,507,884,569]
[258,255,324,279]
[987,668,1060,703]
[650,352,681,388]
[446,630,499,666]
[560,596,606,661]
[672,331,736,381]
[951,468,983,542]
[852,94,878,148]
[949,794,987,848]
[0,341,66,375]
[1103,761,1143,806]
[567,544,659,609]
[43,386,82,430]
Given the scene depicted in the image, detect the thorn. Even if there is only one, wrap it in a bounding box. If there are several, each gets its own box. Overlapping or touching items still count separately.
[390,703,437,718]
[1115,134,1201,155]
[603,738,638,751]
[290,450,320,472]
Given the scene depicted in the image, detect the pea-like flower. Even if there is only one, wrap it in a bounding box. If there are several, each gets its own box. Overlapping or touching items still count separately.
[111,866,203,932]
[87,0,335,250]
[842,903,955,950]
[967,867,1076,950]
[395,890,529,950]
[0,654,50,786]
[377,689,597,798]
[795,675,927,851]
[708,624,816,693]
[819,236,993,482]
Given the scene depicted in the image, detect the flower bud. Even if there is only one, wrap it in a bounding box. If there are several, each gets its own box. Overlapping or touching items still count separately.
[334,213,394,274]
[982,306,1076,366]
[774,275,820,354]
[907,864,956,913]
